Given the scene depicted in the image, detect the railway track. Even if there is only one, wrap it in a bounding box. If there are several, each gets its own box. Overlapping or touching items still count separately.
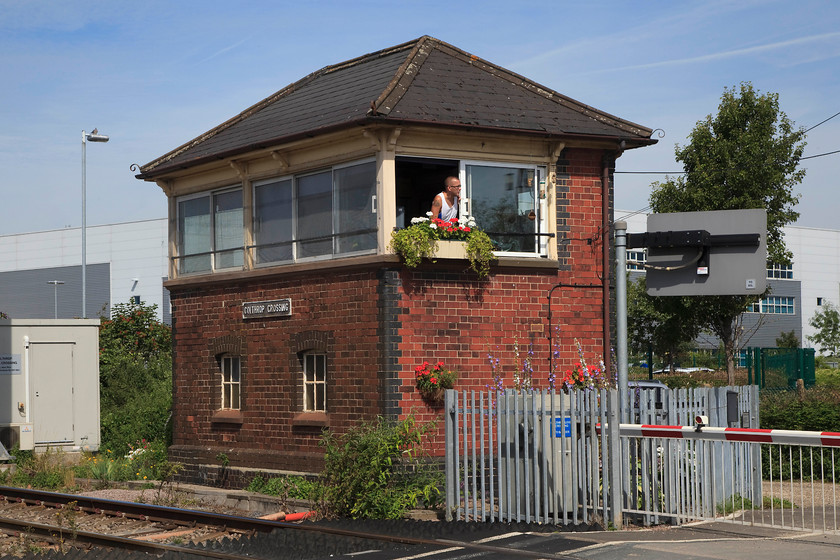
[0,486,588,559]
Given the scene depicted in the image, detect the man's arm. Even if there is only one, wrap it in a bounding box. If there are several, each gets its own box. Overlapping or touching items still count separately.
[430,194,442,219]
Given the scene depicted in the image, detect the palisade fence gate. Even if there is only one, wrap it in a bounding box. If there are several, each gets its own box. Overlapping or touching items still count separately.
[444,386,759,527]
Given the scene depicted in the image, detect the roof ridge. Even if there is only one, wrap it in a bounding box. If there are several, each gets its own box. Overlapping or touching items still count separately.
[372,35,436,115]
[381,37,652,137]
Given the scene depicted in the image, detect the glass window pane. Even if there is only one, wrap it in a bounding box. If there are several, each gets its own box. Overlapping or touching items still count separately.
[231,383,240,409]
[214,190,243,269]
[466,165,537,253]
[296,171,333,258]
[178,196,211,273]
[255,179,293,264]
[231,357,240,383]
[335,162,377,254]
[305,384,314,410]
[316,384,325,411]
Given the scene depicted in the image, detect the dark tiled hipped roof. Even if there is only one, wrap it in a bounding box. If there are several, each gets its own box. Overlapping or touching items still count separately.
[138,36,654,178]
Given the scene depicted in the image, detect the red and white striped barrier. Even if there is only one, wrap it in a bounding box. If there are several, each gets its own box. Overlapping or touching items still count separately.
[620,423,840,447]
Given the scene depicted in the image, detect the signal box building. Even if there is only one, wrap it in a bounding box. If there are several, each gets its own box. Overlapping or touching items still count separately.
[136,36,655,484]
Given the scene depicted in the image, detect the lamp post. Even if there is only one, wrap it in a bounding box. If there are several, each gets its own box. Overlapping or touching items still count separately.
[47,280,65,319]
[82,129,109,319]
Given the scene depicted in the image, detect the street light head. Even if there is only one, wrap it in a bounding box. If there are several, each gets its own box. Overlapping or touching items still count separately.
[86,132,109,143]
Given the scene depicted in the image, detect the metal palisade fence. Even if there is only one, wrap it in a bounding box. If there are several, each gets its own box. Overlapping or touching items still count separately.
[444,386,761,528]
[444,388,621,525]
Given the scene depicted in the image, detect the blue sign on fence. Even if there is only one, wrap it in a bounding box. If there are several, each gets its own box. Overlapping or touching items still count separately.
[554,417,571,438]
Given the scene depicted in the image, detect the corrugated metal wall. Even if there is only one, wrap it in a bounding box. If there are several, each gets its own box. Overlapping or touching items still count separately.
[0,263,110,319]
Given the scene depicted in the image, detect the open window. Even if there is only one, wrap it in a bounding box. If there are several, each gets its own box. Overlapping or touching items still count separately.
[394,157,547,257]
[394,156,459,228]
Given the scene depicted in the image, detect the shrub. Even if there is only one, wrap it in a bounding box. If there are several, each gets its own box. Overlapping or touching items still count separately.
[318,415,443,519]
[759,386,840,432]
[0,447,76,491]
[246,475,315,501]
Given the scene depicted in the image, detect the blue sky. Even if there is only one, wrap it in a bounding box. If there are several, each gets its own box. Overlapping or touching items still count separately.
[1,0,838,235]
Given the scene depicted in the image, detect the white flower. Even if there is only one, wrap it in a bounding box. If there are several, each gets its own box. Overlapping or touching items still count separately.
[410,217,428,224]
[425,211,433,217]
[430,223,437,229]
[467,218,477,228]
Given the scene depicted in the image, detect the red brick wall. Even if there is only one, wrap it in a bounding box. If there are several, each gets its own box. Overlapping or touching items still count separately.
[166,147,613,483]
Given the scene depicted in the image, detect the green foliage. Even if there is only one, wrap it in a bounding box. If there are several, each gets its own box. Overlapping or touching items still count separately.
[627,275,700,372]
[74,440,174,483]
[758,389,840,480]
[649,82,804,263]
[716,494,794,515]
[99,300,172,456]
[0,447,76,491]
[645,83,805,380]
[318,415,443,519]
[808,302,840,356]
[760,387,840,432]
[100,353,172,456]
[247,475,316,501]
[389,222,438,268]
[389,216,497,278]
[775,330,800,349]
[464,229,497,279]
[815,367,840,387]
[99,301,171,367]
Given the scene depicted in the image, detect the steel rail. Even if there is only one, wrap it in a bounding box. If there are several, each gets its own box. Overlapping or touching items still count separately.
[0,515,257,559]
[0,486,582,559]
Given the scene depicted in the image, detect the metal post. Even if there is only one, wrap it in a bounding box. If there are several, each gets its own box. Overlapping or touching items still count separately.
[81,129,109,319]
[47,280,64,319]
[82,130,87,318]
[614,221,629,421]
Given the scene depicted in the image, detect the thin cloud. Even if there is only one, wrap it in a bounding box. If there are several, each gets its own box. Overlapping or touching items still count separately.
[196,37,251,65]
[597,31,840,74]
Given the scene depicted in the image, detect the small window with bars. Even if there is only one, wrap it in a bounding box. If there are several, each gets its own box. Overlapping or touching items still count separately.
[303,353,326,412]
[220,355,241,410]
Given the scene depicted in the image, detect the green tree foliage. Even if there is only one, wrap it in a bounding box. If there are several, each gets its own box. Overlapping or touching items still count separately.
[100,301,171,367]
[99,301,172,455]
[808,302,840,356]
[645,83,805,383]
[627,275,700,371]
[775,330,800,349]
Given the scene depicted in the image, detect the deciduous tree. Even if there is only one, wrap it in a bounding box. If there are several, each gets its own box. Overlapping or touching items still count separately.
[808,302,840,356]
[646,82,805,383]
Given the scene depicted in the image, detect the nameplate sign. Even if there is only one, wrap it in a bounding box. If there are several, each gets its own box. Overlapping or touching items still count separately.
[0,354,22,375]
[242,299,292,319]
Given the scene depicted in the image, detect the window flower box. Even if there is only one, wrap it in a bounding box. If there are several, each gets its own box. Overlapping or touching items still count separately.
[389,215,497,278]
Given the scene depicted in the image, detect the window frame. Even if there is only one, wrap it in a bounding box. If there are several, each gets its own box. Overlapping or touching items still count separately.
[459,160,548,258]
[176,186,243,275]
[252,158,377,267]
[302,352,327,413]
[766,263,793,279]
[220,354,241,410]
[749,295,795,315]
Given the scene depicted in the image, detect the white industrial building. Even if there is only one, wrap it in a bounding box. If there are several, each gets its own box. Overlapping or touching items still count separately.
[0,219,169,323]
[618,209,840,352]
